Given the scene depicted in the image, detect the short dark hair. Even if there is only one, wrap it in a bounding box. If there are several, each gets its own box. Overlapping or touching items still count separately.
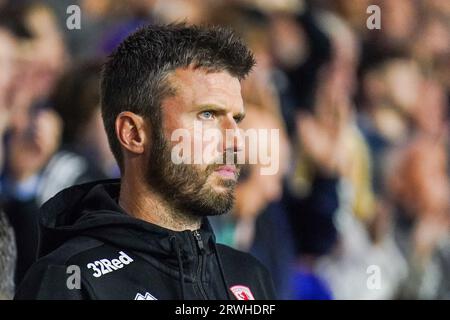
[100,23,255,170]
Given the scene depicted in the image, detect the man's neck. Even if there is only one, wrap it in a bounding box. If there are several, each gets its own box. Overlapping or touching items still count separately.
[118,176,202,231]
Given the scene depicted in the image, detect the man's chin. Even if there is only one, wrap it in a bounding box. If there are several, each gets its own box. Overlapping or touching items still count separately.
[208,173,237,192]
[187,176,235,216]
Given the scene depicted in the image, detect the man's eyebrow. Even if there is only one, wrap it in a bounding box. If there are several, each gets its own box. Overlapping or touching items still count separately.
[196,103,228,112]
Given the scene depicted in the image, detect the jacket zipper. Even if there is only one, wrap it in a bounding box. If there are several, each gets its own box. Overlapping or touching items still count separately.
[192,230,208,300]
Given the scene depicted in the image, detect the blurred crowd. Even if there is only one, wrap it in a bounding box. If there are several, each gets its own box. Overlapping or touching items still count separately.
[0,0,449,300]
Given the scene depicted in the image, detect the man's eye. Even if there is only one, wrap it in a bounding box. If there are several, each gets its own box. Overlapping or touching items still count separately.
[199,111,215,120]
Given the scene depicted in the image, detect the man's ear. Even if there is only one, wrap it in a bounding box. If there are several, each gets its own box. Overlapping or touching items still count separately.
[115,111,146,155]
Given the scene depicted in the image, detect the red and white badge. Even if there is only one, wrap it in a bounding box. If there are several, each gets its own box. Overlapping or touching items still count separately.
[230,285,255,300]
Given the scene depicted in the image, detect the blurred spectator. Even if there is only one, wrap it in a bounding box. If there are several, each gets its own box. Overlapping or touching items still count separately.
[21,2,68,101]
[387,136,450,299]
[1,61,109,283]
[0,25,18,300]
[2,106,62,284]
[52,60,118,178]
[0,3,105,285]
[287,8,408,299]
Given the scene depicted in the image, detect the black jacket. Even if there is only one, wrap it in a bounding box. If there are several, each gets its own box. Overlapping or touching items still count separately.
[14,180,275,300]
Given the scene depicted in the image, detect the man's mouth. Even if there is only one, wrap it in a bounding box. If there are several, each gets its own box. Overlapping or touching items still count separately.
[214,165,237,179]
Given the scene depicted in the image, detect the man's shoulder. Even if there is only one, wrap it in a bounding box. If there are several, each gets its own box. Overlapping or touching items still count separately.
[38,236,107,266]
[14,236,104,300]
[35,236,140,273]
[15,236,136,299]
[19,235,129,287]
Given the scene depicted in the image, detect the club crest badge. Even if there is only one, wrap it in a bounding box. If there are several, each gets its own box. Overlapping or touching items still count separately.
[230,285,255,300]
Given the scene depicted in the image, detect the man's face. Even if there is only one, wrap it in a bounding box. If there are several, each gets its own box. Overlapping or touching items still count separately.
[145,67,245,217]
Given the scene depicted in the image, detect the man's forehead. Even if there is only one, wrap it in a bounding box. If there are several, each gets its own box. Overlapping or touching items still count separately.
[168,67,244,108]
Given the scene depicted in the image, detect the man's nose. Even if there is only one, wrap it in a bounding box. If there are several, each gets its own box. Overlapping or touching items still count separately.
[222,116,243,153]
